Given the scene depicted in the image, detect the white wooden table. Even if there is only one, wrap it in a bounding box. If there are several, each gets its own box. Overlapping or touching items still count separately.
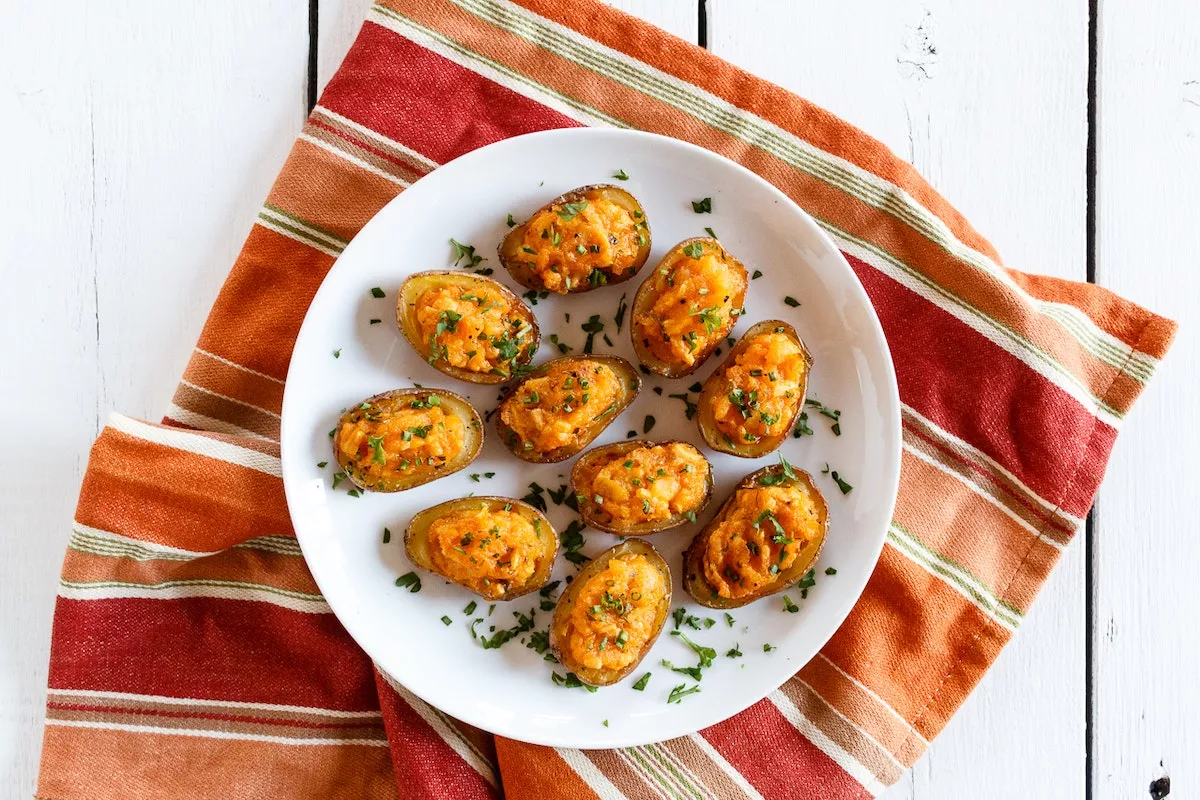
[2,1,1196,797]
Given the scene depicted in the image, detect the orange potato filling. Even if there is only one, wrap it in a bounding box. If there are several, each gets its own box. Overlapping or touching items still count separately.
[426,503,544,599]
[702,483,823,599]
[499,360,624,454]
[517,197,644,293]
[634,243,745,368]
[576,443,710,525]
[565,553,667,672]
[337,399,465,483]
[415,286,533,377]
[708,331,807,444]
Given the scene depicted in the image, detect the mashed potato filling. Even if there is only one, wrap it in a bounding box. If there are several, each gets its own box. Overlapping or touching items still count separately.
[499,360,623,454]
[518,197,644,293]
[426,504,543,599]
[635,243,744,368]
[415,286,533,377]
[708,330,807,444]
[702,483,823,599]
[576,443,709,525]
[565,553,666,672]
[338,399,465,483]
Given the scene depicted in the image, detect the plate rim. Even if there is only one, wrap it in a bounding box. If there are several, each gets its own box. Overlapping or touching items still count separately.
[280,127,902,748]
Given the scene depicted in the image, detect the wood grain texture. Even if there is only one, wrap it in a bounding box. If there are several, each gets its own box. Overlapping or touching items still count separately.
[1093,0,1200,796]
[0,2,307,795]
[706,2,1089,798]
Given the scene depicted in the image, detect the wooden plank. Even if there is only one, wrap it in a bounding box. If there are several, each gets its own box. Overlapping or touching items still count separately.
[317,0,698,93]
[707,2,1089,798]
[1093,1,1200,796]
[0,2,308,795]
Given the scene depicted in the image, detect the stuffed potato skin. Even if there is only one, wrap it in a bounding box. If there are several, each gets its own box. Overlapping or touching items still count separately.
[682,461,828,609]
[494,355,641,463]
[404,496,557,600]
[396,271,539,385]
[549,539,672,686]
[630,237,749,377]
[499,185,651,294]
[332,388,482,492]
[571,440,713,535]
[696,320,812,458]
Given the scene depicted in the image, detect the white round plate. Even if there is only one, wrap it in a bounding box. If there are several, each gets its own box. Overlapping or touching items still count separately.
[281,128,900,749]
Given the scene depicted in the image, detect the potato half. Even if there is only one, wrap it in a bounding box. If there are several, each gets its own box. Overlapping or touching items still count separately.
[682,461,828,609]
[549,539,672,686]
[499,185,651,294]
[332,388,482,492]
[696,320,813,458]
[494,355,641,463]
[405,496,557,600]
[570,440,714,535]
[630,237,749,377]
[396,270,540,385]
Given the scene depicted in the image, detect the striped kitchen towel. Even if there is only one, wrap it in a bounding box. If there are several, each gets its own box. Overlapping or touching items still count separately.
[37,1,1177,798]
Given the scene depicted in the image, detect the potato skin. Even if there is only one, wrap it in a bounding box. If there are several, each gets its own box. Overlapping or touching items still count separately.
[332,388,482,492]
[696,320,813,458]
[549,539,672,686]
[493,355,641,463]
[404,496,557,600]
[395,270,540,385]
[570,440,714,535]
[682,462,828,609]
[499,185,651,294]
[630,237,749,378]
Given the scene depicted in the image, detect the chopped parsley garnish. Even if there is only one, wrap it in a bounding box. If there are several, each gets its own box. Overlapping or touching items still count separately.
[506,213,516,228]
[561,519,588,565]
[382,527,392,544]
[548,333,572,354]
[668,684,701,704]
[395,572,422,593]
[441,615,453,626]
[603,719,609,727]
[763,643,776,653]
[643,415,655,434]
[551,671,598,692]
[782,595,800,613]
[757,454,798,486]
[367,435,386,465]
[751,270,763,280]
[463,600,477,615]
[370,287,385,298]
[783,296,800,308]
[825,567,838,576]
[632,672,651,691]
[581,314,605,353]
[691,197,712,214]
[316,461,328,469]
[829,470,854,494]
[792,411,813,438]
[522,482,547,512]
[556,201,588,221]
[726,644,743,658]
[690,305,723,334]
[667,393,698,420]
[615,293,628,332]
[527,630,552,655]
[481,608,537,650]
[670,631,716,668]
[347,489,362,498]
[661,659,703,681]
[614,168,629,180]
[332,348,341,359]
[704,226,717,238]
[449,238,484,268]
[682,241,704,259]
